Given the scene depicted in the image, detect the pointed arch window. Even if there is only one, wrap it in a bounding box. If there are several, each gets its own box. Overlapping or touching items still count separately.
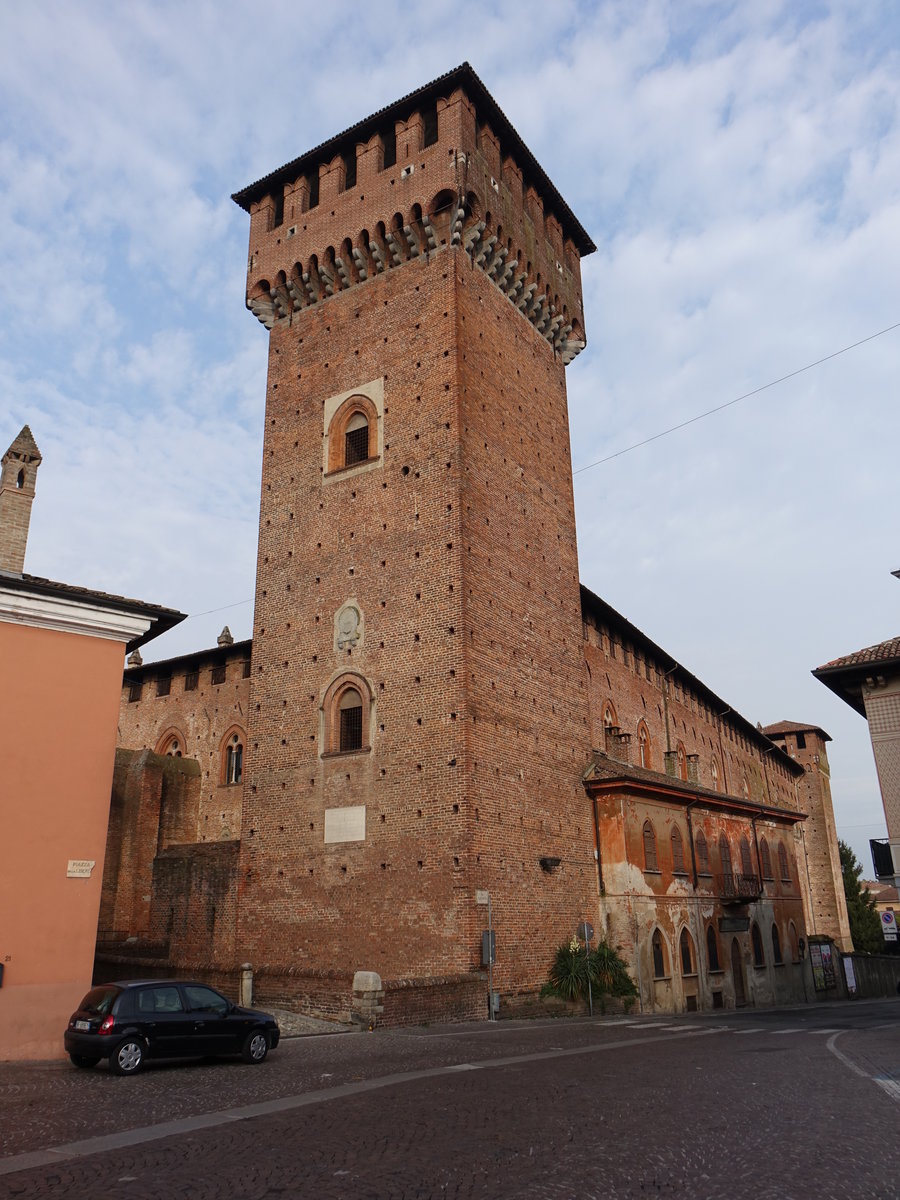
[637,722,651,769]
[676,743,687,780]
[679,928,696,975]
[706,925,721,972]
[652,929,667,978]
[695,830,710,875]
[711,758,719,791]
[751,922,765,967]
[772,923,783,965]
[671,826,687,875]
[740,835,753,876]
[759,837,773,879]
[788,922,800,962]
[224,734,243,785]
[325,392,381,476]
[778,843,792,884]
[719,834,732,876]
[643,820,659,873]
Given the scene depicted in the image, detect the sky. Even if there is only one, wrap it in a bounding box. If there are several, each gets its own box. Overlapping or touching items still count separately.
[2,1,898,875]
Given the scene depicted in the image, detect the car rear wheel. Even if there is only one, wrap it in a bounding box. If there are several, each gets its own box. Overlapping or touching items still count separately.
[242,1030,269,1064]
[69,1053,101,1068]
[110,1037,145,1076]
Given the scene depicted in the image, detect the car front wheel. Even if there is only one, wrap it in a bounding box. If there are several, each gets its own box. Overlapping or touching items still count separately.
[110,1037,145,1076]
[69,1053,101,1068]
[242,1030,269,1064]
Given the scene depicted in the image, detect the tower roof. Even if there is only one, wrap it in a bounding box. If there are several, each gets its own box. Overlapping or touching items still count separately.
[3,425,41,464]
[761,720,831,742]
[232,62,596,257]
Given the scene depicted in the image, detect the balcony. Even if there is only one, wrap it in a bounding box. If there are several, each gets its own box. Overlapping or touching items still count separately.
[717,873,762,903]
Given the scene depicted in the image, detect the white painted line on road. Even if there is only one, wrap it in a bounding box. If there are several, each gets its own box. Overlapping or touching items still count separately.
[770,1028,803,1035]
[875,1076,900,1103]
[826,1029,900,1106]
[808,1029,842,1035]
[0,1025,726,1179]
[732,1028,766,1034]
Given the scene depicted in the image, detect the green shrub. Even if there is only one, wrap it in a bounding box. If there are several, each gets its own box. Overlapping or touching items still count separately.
[544,936,637,1006]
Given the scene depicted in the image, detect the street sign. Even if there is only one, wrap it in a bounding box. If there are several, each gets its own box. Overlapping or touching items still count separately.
[881,910,897,941]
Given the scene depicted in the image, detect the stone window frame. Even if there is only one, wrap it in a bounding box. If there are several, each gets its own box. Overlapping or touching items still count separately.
[219,725,246,786]
[323,379,384,482]
[321,671,374,758]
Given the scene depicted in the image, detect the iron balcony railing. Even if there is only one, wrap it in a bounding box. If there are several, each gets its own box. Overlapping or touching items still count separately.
[717,873,762,903]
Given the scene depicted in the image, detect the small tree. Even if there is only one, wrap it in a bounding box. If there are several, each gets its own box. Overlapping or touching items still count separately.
[840,840,883,954]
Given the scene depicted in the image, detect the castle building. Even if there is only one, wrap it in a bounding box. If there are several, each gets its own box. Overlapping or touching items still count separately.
[102,65,849,1019]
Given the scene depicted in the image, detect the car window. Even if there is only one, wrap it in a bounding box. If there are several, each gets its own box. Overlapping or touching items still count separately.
[78,986,120,1015]
[184,985,229,1015]
[136,986,185,1014]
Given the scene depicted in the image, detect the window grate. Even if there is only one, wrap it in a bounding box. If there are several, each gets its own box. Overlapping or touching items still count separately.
[211,664,226,685]
[184,671,199,692]
[156,677,171,697]
[345,425,369,465]
[128,682,142,703]
[339,704,363,752]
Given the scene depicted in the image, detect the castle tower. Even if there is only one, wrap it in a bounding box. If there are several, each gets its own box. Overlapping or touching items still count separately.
[0,426,42,574]
[232,64,597,1015]
[762,721,853,951]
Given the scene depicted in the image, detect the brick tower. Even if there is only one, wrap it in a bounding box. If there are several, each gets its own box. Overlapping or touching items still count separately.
[0,426,41,574]
[232,65,597,1017]
[763,721,853,951]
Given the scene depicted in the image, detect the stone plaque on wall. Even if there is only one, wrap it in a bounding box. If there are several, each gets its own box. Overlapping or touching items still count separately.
[324,806,366,844]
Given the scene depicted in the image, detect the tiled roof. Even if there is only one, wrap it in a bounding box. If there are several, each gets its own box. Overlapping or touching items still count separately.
[0,571,185,650]
[816,636,900,671]
[761,720,831,742]
[863,880,900,904]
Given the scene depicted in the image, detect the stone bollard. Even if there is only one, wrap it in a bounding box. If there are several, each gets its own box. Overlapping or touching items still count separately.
[351,970,384,1030]
[240,963,253,1008]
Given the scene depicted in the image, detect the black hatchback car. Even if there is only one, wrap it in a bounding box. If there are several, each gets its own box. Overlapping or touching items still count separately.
[64,980,280,1075]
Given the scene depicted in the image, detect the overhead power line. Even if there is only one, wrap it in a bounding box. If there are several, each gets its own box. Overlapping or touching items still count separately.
[573,320,900,476]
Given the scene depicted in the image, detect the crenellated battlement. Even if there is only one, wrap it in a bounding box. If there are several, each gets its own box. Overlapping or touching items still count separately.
[233,64,593,364]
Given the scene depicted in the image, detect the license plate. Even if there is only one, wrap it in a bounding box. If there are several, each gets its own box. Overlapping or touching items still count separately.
[75,1020,90,1031]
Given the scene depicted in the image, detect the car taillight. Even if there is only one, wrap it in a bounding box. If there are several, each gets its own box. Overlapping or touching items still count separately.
[98,1015,115,1035]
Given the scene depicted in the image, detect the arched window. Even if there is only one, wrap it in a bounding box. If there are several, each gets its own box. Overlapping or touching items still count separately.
[224,733,243,785]
[739,835,753,876]
[788,921,800,962]
[719,834,732,876]
[643,820,658,872]
[679,928,695,975]
[751,922,765,967]
[671,827,686,874]
[322,673,373,756]
[339,688,363,751]
[706,925,721,971]
[711,758,719,791]
[695,830,710,875]
[772,923,783,965]
[637,722,651,769]
[652,929,667,978]
[156,730,186,758]
[676,743,687,780]
[778,843,792,883]
[326,394,380,474]
[760,837,773,880]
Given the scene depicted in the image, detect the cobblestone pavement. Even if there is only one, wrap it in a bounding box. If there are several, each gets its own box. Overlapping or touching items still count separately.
[3,1003,900,1198]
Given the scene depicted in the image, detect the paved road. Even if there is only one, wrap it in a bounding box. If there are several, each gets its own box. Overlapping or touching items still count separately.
[2,1001,900,1198]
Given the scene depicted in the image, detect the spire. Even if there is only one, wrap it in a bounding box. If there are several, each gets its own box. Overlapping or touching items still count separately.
[217,625,234,646]
[0,425,42,574]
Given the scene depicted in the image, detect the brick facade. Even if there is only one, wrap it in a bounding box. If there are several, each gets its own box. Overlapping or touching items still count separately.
[104,66,842,1020]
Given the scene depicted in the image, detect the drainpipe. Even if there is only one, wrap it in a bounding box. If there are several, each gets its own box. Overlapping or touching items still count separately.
[590,791,605,896]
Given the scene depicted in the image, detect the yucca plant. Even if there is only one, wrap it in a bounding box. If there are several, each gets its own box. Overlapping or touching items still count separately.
[544,936,637,1006]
